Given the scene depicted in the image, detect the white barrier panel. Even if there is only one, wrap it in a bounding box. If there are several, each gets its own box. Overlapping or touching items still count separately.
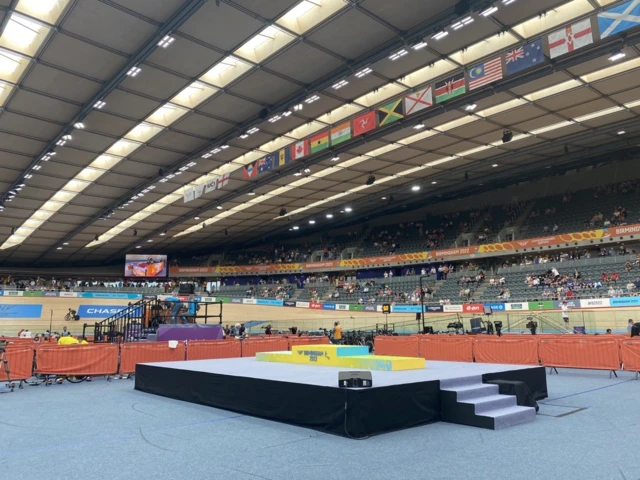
[3,291,24,297]
[59,292,78,298]
[242,298,257,305]
[336,304,349,311]
[579,298,611,308]
[443,304,463,313]
[296,301,310,308]
[505,302,529,311]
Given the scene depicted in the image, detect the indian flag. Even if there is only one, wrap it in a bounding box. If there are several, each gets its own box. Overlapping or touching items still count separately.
[330,122,351,146]
[310,130,329,154]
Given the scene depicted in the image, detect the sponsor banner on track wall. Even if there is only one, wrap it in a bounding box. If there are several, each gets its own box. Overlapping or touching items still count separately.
[79,292,142,299]
[310,302,323,310]
[610,297,640,307]
[553,300,579,309]
[579,298,611,308]
[242,298,257,305]
[443,304,463,313]
[23,291,43,297]
[364,305,377,312]
[505,302,528,311]
[198,296,215,302]
[484,303,506,311]
[77,305,128,319]
[322,303,336,310]
[0,290,3,296]
[462,304,484,313]
[296,301,310,308]
[4,291,23,297]
[256,299,283,306]
[302,261,339,270]
[349,305,364,311]
[284,300,296,307]
[425,305,443,313]
[0,304,43,318]
[391,305,422,313]
[217,297,230,303]
[230,298,243,304]
[44,291,59,297]
[59,291,78,298]
[528,301,555,311]
[336,304,349,311]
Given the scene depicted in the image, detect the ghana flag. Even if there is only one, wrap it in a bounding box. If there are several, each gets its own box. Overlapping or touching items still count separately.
[435,72,466,103]
[310,130,329,154]
[377,98,403,126]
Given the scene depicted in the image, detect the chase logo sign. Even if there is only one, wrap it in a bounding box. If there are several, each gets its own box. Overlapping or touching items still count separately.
[77,305,127,318]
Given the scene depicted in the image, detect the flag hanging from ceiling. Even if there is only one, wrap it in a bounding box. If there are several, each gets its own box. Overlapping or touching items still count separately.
[258,155,273,174]
[216,173,229,189]
[243,161,258,179]
[548,18,593,59]
[598,0,640,38]
[310,131,329,154]
[183,188,195,203]
[352,110,376,136]
[194,184,205,200]
[468,57,503,90]
[291,139,309,160]
[435,72,466,103]
[330,122,351,146]
[377,99,403,126]
[505,39,543,76]
[277,147,291,166]
[404,86,432,115]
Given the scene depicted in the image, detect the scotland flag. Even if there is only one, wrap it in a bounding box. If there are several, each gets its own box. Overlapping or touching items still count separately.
[598,0,640,38]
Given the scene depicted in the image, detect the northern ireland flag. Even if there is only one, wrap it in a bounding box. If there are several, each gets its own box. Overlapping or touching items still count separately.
[291,140,309,161]
[548,18,593,59]
[598,0,640,39]
[404,86,432,115]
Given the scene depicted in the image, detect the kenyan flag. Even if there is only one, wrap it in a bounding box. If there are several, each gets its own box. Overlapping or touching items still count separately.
[435,72,466,103]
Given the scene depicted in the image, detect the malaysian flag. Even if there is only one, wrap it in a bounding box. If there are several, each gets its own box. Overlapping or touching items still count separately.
[505,39,543,76]
[468,57,503,90]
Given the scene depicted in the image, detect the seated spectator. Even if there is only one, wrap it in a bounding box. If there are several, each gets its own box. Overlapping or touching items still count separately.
[626,281,636,292]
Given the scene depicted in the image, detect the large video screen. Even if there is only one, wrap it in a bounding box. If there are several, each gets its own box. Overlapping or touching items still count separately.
[125,254,168,278]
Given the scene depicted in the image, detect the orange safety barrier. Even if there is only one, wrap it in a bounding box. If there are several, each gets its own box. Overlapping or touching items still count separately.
[620,339,640,372]
[1,345,35,381]
[473,337,539,365]
[241,337,289,357]
[186,340,241,360]
[538,338,620,370]
[35,344,119,376]
[374,336,419,357]
[119,342,186,374]
[418,336,474,362]
[288,336,330,350]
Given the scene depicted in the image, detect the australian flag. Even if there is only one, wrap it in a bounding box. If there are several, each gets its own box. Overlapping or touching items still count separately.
[258,155,273,174]
[505,38,543,76]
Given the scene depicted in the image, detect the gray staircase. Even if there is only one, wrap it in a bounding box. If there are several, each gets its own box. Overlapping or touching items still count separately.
[440,375,536,430]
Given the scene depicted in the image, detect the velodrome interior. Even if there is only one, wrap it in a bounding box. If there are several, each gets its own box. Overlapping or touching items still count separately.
[1,0,640,479]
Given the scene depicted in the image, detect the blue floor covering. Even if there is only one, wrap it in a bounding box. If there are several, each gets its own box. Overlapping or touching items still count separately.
[0,368,639,480]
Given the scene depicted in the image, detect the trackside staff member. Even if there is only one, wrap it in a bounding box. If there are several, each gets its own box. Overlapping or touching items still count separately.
[561,301,571,332]
[159,295,186,324]
[331,321,343,344]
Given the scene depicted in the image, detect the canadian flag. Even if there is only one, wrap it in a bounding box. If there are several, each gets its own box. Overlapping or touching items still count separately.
[548,18,593,59]
[291,140,309,161]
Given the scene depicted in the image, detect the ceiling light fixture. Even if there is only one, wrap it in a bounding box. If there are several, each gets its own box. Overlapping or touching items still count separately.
[194,216,200,220]
[344,207,352,213]
[481,6,498,16]
[451,16,474,30]
[216,205,223,210]
[502,0,516,4]
[247,190,256,196]
[293,103,304,111]
[292,225,299,230]
[157,35,175,48]
[309,220,315,224]
[332,79,349,90]
[326,213,333,218]
[93,100,106,109]
[268,115,282,123]
[74,122,85,129]
[413,123,425,130]
[389,48,408,61]
[412,185,420,191]
[609,50,626,62]
[247,127,259,134]
[618,130,626,135]
[431,181,437,184]
[331,156,340,162]
[465,103,477,111]
[492,163,499,167]
[412,41,428,50]
[355,67,372,78]
[160,232,166,236]
[126,66,142,77]
[381,197,387,200]
[431,30,448,40]
[304,95,320,104]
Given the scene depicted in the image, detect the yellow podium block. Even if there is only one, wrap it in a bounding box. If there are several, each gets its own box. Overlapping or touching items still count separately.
[256,345,425,371]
